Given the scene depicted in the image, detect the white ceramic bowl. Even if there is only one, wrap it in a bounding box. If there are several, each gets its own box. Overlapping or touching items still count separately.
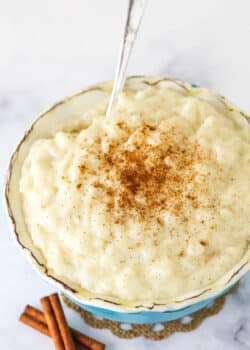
[5,76,250,323]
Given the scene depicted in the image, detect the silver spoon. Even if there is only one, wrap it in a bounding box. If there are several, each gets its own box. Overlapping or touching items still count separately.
[106,0,147,117]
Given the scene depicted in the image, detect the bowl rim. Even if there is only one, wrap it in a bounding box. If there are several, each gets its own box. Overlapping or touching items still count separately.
[5,75,250,312]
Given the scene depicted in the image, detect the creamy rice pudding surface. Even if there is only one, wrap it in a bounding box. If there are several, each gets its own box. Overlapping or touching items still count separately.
[19,84,250,304]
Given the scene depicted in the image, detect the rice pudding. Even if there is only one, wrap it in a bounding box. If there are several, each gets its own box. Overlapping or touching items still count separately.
[19,82,250,304]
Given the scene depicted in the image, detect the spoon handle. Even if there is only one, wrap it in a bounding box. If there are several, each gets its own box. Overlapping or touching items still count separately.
[106,0,147,117]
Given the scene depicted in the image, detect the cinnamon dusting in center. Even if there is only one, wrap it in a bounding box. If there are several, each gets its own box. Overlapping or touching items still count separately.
[78,124,211,224]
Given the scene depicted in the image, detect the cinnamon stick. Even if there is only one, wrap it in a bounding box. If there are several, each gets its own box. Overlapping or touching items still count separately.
[41,296,65,350]
[24,305,45,323]
[24,305,104,350]
[49,294,76,350]
[19,312,88,350]
[69,328,105,350]
[20,312,49,336]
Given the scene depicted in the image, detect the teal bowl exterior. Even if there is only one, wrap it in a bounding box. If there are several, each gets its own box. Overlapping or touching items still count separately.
[65,284,234,324]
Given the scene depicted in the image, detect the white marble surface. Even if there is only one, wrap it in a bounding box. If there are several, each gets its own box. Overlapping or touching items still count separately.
[1,0,250,349]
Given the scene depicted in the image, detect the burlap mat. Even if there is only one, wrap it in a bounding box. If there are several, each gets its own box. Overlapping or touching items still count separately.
[62,284,238,340]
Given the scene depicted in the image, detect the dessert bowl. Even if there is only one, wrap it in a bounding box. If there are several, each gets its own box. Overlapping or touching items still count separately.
[5,76,250,324]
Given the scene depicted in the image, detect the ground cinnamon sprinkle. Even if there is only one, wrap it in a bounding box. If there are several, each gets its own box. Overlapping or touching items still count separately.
[78,165,86,173]
[179,250,184,257]
[77,124,214,224]
[199,240,207,247]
